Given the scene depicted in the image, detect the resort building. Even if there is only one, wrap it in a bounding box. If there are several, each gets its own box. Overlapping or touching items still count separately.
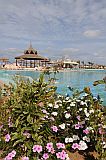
[15,44,49,68]
[0,57,9,67]
[62,60,79,69]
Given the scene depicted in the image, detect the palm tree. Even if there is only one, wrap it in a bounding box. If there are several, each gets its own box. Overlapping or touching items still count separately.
[81,61,85,69]
[88,62,91,68]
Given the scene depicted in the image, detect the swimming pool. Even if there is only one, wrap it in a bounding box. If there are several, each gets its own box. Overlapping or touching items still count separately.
[0,69,106,105]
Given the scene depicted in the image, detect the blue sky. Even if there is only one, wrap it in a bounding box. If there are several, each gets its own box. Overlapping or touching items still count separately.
[0,0,106,64]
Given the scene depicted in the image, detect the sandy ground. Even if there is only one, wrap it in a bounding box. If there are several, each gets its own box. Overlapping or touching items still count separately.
[0,80,4,89]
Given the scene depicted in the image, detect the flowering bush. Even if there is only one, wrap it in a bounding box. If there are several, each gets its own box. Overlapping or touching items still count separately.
[0,74,106,160]
[45,89,106,158]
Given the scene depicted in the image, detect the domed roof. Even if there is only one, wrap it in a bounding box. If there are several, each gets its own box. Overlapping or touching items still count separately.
[24,43,37,54]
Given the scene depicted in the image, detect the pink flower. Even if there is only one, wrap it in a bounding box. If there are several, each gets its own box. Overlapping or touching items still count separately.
[22,156,29,160]
[5,154,13,160]
[42,109,47,114]
[38,102,44,107]
[23,131,31,138]
[43,153,49,159]
[56,152,61,159]
[75,124,81,129]
[10,150,16,157]
[77,116,80,121]
[60,150,67,160]
[4,134,11,142]
[8,117,13,127]
[50,147,55,154]
[83,129,89,134]
[72,143,80,150]
[51,126,58,132]
[0,125,3,129]
[46,142,53,152]
[98,128,105,135]
[56,150,67,160]
[32,145,42,153]
[8,122,13,127]
[5,150,16,160]
[56,143,65,149]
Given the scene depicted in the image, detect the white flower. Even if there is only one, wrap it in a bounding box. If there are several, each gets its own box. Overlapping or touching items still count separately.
[80,101,85,105]
[76,99,81,102]
[57,95,62,98]
[65,137,73,143]
[103,141,106,145]
[84,109,90,117]
[79,140,88,150]
[103,125,106,129]
[85,112,90,117]
[103,144,106,149]
[65,138,69,143]
[81,101,87,106]
[85,118,89,120]
[54,104,59,108]
[55,100,62,103]
[65,113,71,119]
[73,135,79,141]
[79,108,82,111]
[42,109,47,114]
[59,123,65,129]
[45,115,48,119]
[66,97,70,100]
[67,107,70,109]
[84,108,87,112]
[69,138,73,142]
[83,136,90,142]
[103,142,106,148]
[70,103,75,106]
[49,117,55,121]
[48,103,53,107]
[51,112,58,116]
[89,109,94,114]
[87,127,93,130]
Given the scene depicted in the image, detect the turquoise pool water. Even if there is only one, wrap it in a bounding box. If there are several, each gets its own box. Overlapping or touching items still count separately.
[0,69,106,105]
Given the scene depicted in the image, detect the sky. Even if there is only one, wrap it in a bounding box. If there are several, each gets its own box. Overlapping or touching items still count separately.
[0,0,106,64]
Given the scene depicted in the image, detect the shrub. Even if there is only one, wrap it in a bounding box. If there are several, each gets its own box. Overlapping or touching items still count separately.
[0,74,106,160]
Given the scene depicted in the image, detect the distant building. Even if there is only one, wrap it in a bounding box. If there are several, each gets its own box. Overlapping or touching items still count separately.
[62,60,79,68]
[15,43,49,68]
[0,57,9,67]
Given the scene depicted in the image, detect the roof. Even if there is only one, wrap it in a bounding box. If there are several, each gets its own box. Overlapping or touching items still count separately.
[24,43,37,54]
[0,57,9,61]
[15,43,48,60]
[15,54,47,60]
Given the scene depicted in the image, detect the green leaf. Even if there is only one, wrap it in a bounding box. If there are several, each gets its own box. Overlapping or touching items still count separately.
[27,114,30,122]
[23,111,28,114]
[15,118,19,127]
[13,139,24,146]
[11,132,19,141]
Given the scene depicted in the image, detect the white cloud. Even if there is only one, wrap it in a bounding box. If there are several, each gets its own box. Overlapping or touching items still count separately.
[83,30,101,38]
